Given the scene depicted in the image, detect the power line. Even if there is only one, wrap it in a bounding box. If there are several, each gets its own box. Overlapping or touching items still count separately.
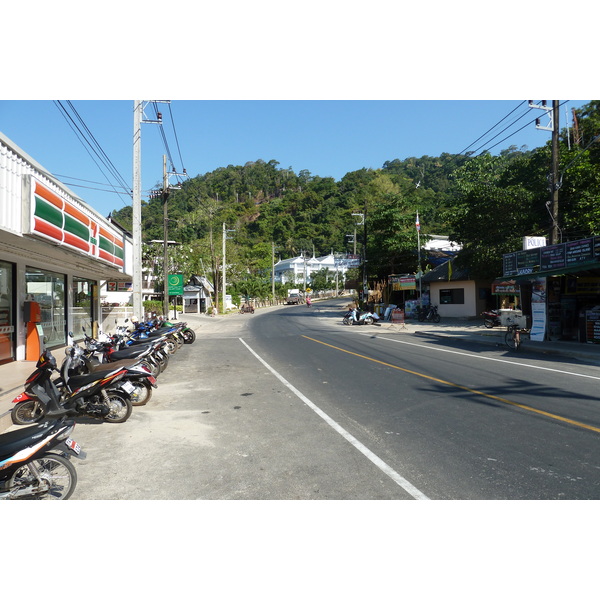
[53,101,132,206]
[168,102,186,177]
[457,101,528,155]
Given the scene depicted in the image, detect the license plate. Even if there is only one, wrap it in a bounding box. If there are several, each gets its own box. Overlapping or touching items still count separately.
[148,376,157,385]
[122,381,135,394]
[65,438,81,454]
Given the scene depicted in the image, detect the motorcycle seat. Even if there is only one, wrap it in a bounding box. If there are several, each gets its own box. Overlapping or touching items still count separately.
[0,420,72,461]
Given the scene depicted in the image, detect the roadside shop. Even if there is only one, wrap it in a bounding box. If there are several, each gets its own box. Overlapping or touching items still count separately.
[0,131,133,364]
[501,236,600,343]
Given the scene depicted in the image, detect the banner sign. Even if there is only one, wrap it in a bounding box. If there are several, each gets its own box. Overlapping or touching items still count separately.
[389,275,416,290]
[503,236,600,277]
[26,178,124,268]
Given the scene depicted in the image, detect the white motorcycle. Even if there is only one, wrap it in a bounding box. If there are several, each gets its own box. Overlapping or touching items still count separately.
[342,309,380,326]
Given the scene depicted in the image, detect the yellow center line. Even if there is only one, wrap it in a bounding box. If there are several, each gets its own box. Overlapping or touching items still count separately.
[302,335,600,435]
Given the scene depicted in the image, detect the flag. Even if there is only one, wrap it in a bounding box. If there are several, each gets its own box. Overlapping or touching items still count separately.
[415,213,420,232]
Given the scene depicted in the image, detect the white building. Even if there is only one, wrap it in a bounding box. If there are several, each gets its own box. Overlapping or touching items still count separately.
[273,253,353,288]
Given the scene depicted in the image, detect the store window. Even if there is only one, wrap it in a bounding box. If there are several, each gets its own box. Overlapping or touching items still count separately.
[73,277,96,337]
[26,267,66,348]
[440,288,465,304]
[0,261,15,364]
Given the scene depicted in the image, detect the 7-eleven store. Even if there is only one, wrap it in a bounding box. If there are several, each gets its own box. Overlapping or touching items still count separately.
[0,131,133,364]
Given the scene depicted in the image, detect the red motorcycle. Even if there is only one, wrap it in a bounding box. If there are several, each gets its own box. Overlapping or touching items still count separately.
[481,309,502,328]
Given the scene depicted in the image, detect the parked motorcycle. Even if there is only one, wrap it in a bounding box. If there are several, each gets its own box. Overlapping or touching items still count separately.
[87,329,169,377]
[11,349,133,426]
[417,305,441,323]
[128,318,185,353]
[342,309,380,326]
[156,317,196,344]
[65,334,157,406]
[0,417,85,500]
[481,309,502,328]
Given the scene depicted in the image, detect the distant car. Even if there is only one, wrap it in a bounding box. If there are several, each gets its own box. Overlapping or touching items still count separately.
[286,293,301,305]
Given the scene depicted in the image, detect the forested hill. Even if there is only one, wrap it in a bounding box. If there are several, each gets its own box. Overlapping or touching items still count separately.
[112,153,472,280]
[111,100,600,282]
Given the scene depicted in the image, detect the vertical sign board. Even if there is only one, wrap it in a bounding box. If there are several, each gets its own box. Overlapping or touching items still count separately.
[585,309,600,344]
[167,274,184,296]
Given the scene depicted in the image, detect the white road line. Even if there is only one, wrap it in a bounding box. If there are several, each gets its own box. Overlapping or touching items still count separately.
[239,337,430,501]
[360,333,600,381]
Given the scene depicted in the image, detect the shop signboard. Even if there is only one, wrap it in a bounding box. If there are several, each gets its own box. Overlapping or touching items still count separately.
[585,309,600,344]
[503,253,518,276]
[25,177,125,268]
[503,236,600,277]
[565,238,594,266]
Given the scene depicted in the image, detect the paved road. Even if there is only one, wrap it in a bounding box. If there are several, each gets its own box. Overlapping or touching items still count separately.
[69,300,600,500]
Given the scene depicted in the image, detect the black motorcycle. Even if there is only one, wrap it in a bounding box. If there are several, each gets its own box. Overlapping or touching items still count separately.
[0,418,85,500]
[417,305,441,323]
[64,336,158,407]
[11,350,133,425]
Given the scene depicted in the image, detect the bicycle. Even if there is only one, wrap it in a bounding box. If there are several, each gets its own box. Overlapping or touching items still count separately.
[504,320,521,350]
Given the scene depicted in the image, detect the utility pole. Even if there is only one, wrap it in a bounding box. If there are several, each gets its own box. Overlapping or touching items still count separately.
[132,101,143,320]
[222,222,235,312]
[271,241,275,302]
[352,212,366,303]
[222,222,226,312]
[159,154,187,319]
[530,100,560,244]
[550,99,560,245]
[162,155,169,318]
[132,100,166,320]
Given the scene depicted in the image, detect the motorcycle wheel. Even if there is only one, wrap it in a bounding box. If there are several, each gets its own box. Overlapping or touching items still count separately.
[364,316,374,325]
[9,453,77,500]
[141,359,160,379]
[165,337,178,355]
[342,317,351,326]
[103,391,133,423]
[484,319,494,328]
[175,335,184,350]
[156,352,169,373]
[433,313,441,323]
[182,328,196,344]
[11,399,45,425]
[128,380,153,406]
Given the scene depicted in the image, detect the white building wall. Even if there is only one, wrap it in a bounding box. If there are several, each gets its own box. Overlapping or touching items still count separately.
[429,280,478,318]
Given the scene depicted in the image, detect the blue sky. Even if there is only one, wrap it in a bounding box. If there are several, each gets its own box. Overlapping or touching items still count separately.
[0,99,591,218]
[1,2,594,220]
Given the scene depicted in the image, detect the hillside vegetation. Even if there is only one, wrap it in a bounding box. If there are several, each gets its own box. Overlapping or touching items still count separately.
[112,101,600,297]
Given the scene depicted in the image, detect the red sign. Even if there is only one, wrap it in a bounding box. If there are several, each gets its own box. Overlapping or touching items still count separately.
[391,309,405,324]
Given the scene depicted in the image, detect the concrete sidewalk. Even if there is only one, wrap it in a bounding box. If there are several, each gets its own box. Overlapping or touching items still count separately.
[2,305,599,433]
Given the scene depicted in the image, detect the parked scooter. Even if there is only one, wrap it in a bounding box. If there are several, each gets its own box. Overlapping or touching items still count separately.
[128,318,185,353]
[86,329,169,377]
[342,309,380,326]
[65,334,158,406]
[481,309,502,328]
[11,349,133,426]
[0,417,85,500]
[154,316,196,344]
